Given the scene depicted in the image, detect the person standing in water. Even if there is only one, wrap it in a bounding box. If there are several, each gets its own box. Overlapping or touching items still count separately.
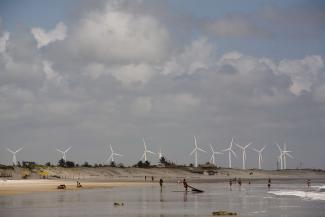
[183,178,188,192]
[229,179,233,191]
[267,178,271,189]
[159,178,163,191]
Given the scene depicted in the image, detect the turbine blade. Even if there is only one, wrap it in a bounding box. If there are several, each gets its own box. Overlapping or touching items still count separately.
[210,144,214,152]
[245,143,252,149]
[65,147,72,152]
[115,153,123,157]
[140,152,145,160]
[286,153,294,159]
[230,149,237,157]
[6,148,14,154]
[56,149,64,153]
[215,151,224,155]
[197,147,206,153]
[235,144,244,149]
[261,145,267,152]
[147,150,155,155]
[252,148,259,152]
[189,148,196,156]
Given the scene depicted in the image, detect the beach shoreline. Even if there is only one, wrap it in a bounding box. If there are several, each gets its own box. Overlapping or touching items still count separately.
[1,167,325,196]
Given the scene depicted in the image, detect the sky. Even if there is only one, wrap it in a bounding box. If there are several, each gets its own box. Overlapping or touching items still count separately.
[0,0,325,169]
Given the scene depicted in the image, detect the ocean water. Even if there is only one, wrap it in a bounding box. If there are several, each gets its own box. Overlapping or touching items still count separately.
[0,182,325,217]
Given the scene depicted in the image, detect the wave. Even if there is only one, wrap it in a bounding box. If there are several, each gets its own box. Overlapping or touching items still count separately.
[269,190,325,201]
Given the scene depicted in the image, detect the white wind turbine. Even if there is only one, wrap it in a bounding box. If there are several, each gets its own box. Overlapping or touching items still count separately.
[6,147,23,165]
[236,142,252,170]
[157,147,164,160]
[222,138,237,168]
[189,136,206,167]
[107,144,123,163]
[252,145,266,169]
[140,138,155,162]
[282,143,294,170]
[209,144,224,165]
[56,147,71,162]
[276,143,284,170]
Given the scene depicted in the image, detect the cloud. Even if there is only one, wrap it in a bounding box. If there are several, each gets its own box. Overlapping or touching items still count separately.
[0,31,9,53]
[112,63,154,86]
[70,3,170,64]
[278,55,324,95]
[162,38,215,75]
[31,22,67,48]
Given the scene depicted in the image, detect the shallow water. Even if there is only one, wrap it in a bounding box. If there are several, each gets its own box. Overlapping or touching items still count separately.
[0,182,325,217]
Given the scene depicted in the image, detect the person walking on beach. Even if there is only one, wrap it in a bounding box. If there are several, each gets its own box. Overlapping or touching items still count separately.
[152,176,154,182]
[306,179,311,190]
[238,178,242,190]
[267,178,271,189]
[159,178,163,191]
[183,178,188,192]
[229,179,233,191]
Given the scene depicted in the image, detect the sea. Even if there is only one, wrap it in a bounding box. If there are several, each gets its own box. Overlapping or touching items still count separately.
[0,181,324,217]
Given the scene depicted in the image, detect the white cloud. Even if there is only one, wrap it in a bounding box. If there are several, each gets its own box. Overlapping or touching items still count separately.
[0,31,10,53]
[72,3,170,63]
[31,22,67,48]
[162,38,215,75]
[112,63,154,86]
[278,55,324,95]
[42,60,64,85]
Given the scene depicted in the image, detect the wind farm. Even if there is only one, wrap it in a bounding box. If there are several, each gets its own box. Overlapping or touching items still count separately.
[1,1,325,216]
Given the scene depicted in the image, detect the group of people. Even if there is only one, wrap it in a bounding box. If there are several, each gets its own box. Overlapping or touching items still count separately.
[228,178,271,190]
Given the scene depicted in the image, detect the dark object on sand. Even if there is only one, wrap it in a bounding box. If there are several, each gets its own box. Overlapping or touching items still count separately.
[57,184,66,189]
[212,210,237,216]
[77,181,82,188]
[188,185,204,193]
[114,202,124,206]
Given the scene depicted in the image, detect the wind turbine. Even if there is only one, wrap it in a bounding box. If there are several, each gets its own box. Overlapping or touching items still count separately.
[56,147,71,162]
[236,142,252,169]
[140,138,155,162]
[282,143,294,169]
[157,147,164,160]
[222,138,237,168]
[276,143,283,170]
[107,144,123,163]
[209,144,224,165]
[6,147,23,165]
[252,145,266,169]
[189,136,206,167]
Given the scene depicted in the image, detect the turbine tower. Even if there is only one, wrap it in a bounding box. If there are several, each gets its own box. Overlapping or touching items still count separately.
[189,136,206,167]
[252,145,266,169]
[276,143,284,170]
[236,142,252,169]
[107,144,122,163]
[222,138,237,168]
[140,138,155,162]
[6,147,23,165]
[56,147,71,162]
[282,143,294,169]
[209,144,224,165]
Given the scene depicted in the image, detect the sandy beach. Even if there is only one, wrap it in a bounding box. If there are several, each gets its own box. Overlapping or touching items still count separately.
[1,167,325,196]
[0,179,154,196]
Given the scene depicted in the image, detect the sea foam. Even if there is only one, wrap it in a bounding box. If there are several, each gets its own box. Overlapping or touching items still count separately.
[269,190,325,201]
